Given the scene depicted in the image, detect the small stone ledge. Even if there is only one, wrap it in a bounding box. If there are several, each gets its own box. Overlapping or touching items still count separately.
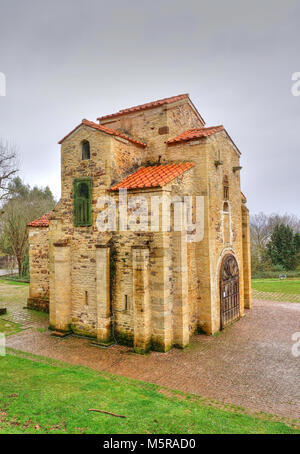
[90,340,115,348]
[51,330,72,338]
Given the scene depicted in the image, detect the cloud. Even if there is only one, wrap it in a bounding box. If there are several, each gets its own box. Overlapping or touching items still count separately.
[0,0,299,214]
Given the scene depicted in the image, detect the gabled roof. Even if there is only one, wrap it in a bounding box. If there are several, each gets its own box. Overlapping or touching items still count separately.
[27,212,51,227]
[110,162,194,191]
[166,126,224,145]
[58,119,147,148]
[98,94,189,121]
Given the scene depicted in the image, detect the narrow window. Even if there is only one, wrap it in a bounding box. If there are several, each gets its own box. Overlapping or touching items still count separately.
[223,202,230,243]
[223,175,229,200]
[82,140,90,160]
[73,177,92,226]
[125,295,128,311]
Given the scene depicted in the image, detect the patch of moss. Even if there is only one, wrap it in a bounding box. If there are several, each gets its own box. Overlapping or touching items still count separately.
[151,338,172,353]
[196,324,207,335]
[48,323,72,333]
[115,330,134,347]
[133,340,151,355]
[70,325,96,339]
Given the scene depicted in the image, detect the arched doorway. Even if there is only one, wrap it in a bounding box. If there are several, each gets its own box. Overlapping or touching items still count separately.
[220,254,240,329]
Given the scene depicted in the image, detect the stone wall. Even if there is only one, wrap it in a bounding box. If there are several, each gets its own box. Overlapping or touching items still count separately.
[165,130,247,334]
[49,124,145,338]
[100,99,204,163]
[27,226,50,312]
[44,99,252,351]
[109,170,197,352]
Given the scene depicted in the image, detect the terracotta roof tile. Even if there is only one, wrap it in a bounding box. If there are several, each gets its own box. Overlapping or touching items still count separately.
[110,162,194,191]
[166,125,224,145]
[27,212,51,227]
[58,119,146,148]
[98,94,189,121]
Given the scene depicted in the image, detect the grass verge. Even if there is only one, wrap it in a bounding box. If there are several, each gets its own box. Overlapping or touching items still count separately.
[0,319,22,336]
[252,278,300,294]
[0,352,298,434]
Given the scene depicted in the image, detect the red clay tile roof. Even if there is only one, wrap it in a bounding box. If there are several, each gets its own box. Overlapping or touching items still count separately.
[110,162,194,191]
[98,94,189,121]
[27,212,51,227]
[166,125,224,145]
[58,119,146,148]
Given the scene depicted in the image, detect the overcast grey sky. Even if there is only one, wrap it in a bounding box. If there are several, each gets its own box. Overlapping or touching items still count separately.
[0,0,299,215]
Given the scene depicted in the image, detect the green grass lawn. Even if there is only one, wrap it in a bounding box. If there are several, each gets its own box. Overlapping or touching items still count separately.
[0,278,29,286]
[0,319,22,336]
[252,278,300,294]
[0,352,298,434]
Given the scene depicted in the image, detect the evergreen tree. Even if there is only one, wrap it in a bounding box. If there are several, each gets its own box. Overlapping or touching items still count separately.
[267,224,297,270]
[294,233,300,253]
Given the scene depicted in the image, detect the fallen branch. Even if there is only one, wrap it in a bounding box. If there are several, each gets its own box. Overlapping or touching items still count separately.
[88,409,126,418]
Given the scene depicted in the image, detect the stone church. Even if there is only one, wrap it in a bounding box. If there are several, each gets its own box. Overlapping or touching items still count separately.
[27,93,252,353]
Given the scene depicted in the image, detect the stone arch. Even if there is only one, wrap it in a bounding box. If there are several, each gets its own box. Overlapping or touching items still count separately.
[219,253,240,329]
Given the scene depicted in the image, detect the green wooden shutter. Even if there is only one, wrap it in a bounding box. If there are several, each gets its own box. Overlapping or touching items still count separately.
[73,177,92,227]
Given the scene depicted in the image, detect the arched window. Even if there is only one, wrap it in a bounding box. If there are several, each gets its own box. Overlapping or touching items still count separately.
[223,175,229,200]
[81,140,90,160]
[223,201,229,212]
[73,177,92,226]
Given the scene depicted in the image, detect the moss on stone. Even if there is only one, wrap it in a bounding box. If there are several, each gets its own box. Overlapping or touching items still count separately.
[134,340,151,355]
[151,339,172,353]
[196,324,207,335]
[115,330,134,347]
[70,325,96,339]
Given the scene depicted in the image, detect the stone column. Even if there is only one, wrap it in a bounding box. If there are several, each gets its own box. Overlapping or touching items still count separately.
[242,205,252,309]
[132,247,151,354]
[172,230,189,348]
[51,242,71,333]
[95,245,112,344]
[151,232,172,352]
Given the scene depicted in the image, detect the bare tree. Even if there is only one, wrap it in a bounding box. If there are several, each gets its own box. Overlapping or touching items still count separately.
[250,212,300,252]
[0,178,56,275]
[268,213,300,234]
[1,198,29,274]
[250,212,271,252]
[0,139,18,203]
[1,197,55,275]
